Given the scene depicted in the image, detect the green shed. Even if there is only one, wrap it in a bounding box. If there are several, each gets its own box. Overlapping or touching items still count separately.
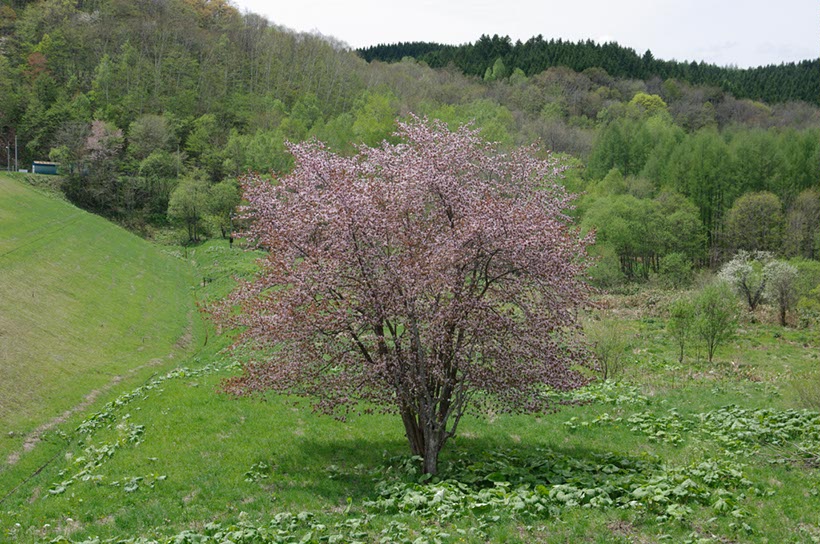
[32,161,59,175]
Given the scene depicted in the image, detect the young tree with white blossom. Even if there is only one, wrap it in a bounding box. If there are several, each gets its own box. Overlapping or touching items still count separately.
[214,117,595,474]
[719,250,772,312]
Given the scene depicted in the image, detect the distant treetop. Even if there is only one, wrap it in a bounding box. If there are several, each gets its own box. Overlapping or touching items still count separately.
[357,35,820,106]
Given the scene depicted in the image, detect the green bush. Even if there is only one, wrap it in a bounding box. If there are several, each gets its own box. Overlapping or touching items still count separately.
[588,242,625,289]
[585,317,632,380]
[657,252,693,289]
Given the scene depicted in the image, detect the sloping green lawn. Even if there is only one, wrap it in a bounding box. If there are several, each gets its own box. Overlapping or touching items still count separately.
[0,174,200,462]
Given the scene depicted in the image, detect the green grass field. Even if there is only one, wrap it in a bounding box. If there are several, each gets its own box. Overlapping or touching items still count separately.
[0,174,201,462]
[2,176,820,543]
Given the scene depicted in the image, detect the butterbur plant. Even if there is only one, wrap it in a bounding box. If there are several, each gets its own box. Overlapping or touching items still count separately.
[214,116,595,474]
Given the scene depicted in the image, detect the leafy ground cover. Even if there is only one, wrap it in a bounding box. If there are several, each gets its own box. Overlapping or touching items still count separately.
[2,205,820,542]
[5,351,820,543]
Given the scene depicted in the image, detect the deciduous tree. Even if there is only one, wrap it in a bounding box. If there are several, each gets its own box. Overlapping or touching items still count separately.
[724,192,783,253]
[77,120,124,214]
[168,174,209,242]
[694,281,737,363]
[215,117,594,474]
[127,114,173,162]
[667,296,695,363]
[763,260,798,326]
[719,250,772,312]
[784,189,820,260]
[206,178,241,238]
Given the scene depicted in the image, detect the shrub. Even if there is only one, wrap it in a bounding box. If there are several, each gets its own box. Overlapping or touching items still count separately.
[585,317,631,380]
[667,296,695,363]
[657,252,693,289]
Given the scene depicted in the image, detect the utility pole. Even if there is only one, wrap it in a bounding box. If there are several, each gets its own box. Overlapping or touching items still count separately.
[14,134,18,171]
[5,144,9,172]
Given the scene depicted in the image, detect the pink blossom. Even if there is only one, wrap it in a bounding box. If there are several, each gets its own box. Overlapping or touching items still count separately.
[213,116,595,474]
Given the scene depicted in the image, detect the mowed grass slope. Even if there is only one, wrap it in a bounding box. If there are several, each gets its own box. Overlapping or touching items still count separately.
[0,174,200,460]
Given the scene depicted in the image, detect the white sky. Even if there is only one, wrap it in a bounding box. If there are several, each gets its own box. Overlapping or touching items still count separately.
[232,0,818,68]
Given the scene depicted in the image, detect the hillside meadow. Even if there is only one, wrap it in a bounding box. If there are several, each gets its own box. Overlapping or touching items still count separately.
[2,177,820,543]
[0,173,201,462]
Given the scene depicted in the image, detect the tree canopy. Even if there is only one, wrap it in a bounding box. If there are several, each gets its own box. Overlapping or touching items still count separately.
[214,117,595,474]
[358,36,820,105]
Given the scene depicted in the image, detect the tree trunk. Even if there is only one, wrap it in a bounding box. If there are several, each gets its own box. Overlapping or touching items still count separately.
[423,435,440,475]
[400,407,424,457]
[401,405,444,475]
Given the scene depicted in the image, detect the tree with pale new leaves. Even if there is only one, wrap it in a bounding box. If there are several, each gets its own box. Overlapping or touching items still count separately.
[214,117,595,474]
[168,175,209,243]
[763,260,799,326]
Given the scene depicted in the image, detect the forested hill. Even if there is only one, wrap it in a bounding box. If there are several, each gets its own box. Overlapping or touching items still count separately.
[1,0,818,277]
[0,0,367,168]
[357,36,820,106]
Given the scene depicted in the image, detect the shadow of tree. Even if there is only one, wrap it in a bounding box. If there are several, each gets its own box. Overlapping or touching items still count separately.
[281,434,661,505]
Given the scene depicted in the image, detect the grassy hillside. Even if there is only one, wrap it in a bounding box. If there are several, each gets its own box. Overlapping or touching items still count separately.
[1,234,819,543]
[0,174,201,463]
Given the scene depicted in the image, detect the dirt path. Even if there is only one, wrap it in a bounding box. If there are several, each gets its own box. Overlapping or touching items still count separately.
[5,312,196,467]
[5,359,159,466]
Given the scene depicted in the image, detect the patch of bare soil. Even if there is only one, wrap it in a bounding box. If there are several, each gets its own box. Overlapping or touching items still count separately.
[174,310,195,350]
[5,375,123,465]
[6,311,198,466]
